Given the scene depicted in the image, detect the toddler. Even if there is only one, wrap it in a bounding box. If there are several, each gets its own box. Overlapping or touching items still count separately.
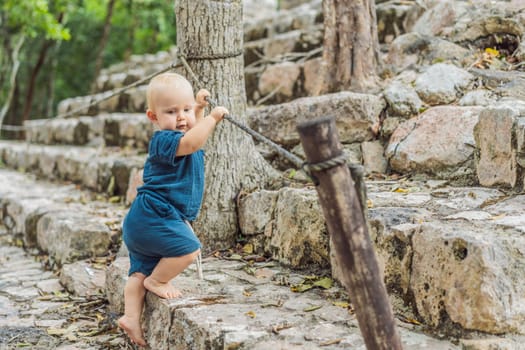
[117,72,228,346]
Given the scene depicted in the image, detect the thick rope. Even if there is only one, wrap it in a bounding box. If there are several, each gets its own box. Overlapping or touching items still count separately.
[55,60,182,119]
[180,50,243,61]
[302,153,347,173]
[4,50,349,181]
[179,55,305,169]
[0,124,25,131]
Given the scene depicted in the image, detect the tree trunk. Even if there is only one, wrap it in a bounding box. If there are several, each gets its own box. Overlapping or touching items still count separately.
[320,0,380,93]
[91,0,116,93]
[0,34,25,133]
[46,40,63,118]
[21,39,52,122]
[175,0,278,250]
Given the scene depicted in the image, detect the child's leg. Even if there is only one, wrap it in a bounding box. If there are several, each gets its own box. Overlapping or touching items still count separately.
[144,249,200,299]
[118,272,147,346]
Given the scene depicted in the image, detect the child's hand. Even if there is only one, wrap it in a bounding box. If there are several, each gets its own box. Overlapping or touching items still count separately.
[210,106,228,123]
[195,89,210,109]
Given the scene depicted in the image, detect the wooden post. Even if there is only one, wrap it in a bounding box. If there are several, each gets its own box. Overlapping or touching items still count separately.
[297,116,403,350]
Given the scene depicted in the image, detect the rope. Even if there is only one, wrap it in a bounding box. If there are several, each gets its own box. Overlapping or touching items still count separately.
[3,50,349,180]
[56,60,183,119]
[180,50,243,61]
[179,55,305,169]
[0,124,25,131]
[303,153,347,173]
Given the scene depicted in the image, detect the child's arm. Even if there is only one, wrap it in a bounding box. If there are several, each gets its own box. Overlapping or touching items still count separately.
[194,89,210,123]
[176,106,228,156]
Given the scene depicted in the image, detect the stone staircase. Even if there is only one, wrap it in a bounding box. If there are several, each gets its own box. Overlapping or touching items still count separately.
[2,0,525,349]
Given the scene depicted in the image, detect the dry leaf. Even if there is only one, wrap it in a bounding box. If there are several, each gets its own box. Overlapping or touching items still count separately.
[490,213,507,220]
[254,268,274,279]
[242,243,254,254]
[304,305,323,312]
[332,301,350,308]
[47,328,67,336]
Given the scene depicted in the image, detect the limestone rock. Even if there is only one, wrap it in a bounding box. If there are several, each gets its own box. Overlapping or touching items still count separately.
[387,106,482,182]
[474,101,525,189]
[414,63,474,105]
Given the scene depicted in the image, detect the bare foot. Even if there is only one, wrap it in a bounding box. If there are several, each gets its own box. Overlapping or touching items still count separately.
[118,315,147,347]
[144,276,182,299]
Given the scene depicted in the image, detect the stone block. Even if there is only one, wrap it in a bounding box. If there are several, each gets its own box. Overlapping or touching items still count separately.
[258,61,301,104]
[36,211,112,265]
[270,187,328,268]
[474,102,525,189]
[248,91,384,147]
[105,257,128,314]
[238,190,278,235]
[387,106,482,183]
[411,221,525,334]
[361,140,387,174]
[60,260,106,297]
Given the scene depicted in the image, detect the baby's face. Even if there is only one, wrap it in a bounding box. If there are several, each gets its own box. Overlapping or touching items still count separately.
[149,84,196,132]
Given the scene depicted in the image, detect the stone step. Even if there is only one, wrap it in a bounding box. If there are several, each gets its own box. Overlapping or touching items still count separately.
[236,180,525,338]
[57,0,423,115]
[0,140,144,196]
[2,168,525,348]
[243,0,321,42]
[56,85,148,117]
[87,0,420,102]
[0,230,127,348]
[24,113,153,150]
[0,168,125,268]
[106,256,462,349]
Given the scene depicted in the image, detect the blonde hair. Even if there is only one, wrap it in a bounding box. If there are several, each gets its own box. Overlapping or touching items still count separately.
[146,73,193,110]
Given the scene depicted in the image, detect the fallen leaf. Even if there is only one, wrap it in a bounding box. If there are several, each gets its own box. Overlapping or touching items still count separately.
[108,196,121,203]
[227,254,243,261]
[243,266,256,276]
[313,277,333,289]
[320,338,343,346]
[485,47,499,57]
[254,268,274,279]
[490,213,506,220]
[290,283,313,293]
[304,305,323,312]
[271,323,293,334]
[47,328,67,336]
[332,301,350,308]
[242,243,254,254]
[393,187,409,193]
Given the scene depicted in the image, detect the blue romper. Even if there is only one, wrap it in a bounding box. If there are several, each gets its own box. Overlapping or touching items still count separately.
[122,130,203,276]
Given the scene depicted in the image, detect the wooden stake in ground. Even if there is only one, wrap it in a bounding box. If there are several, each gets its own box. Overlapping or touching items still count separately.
[297,116,403,350]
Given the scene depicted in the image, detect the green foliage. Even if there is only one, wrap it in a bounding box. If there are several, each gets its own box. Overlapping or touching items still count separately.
[4,0,177,122]
[107,0,176,58]
[1,0,70,40]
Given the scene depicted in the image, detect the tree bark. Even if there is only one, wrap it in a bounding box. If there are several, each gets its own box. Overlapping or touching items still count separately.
[175,0,279,250]
[320,0,380,93]
[0,34,25,133]
[21,39,53,123]
[91,0,116,93]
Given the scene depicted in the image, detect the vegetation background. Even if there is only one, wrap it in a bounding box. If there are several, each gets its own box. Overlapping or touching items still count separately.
[0,0,177,134]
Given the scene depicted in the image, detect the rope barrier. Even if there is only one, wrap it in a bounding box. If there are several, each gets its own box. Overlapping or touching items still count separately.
[55,60,183,119]
[178,54,306,170]
[1,50,350,181]
[180,50,243,61]
[0,124,26,131]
